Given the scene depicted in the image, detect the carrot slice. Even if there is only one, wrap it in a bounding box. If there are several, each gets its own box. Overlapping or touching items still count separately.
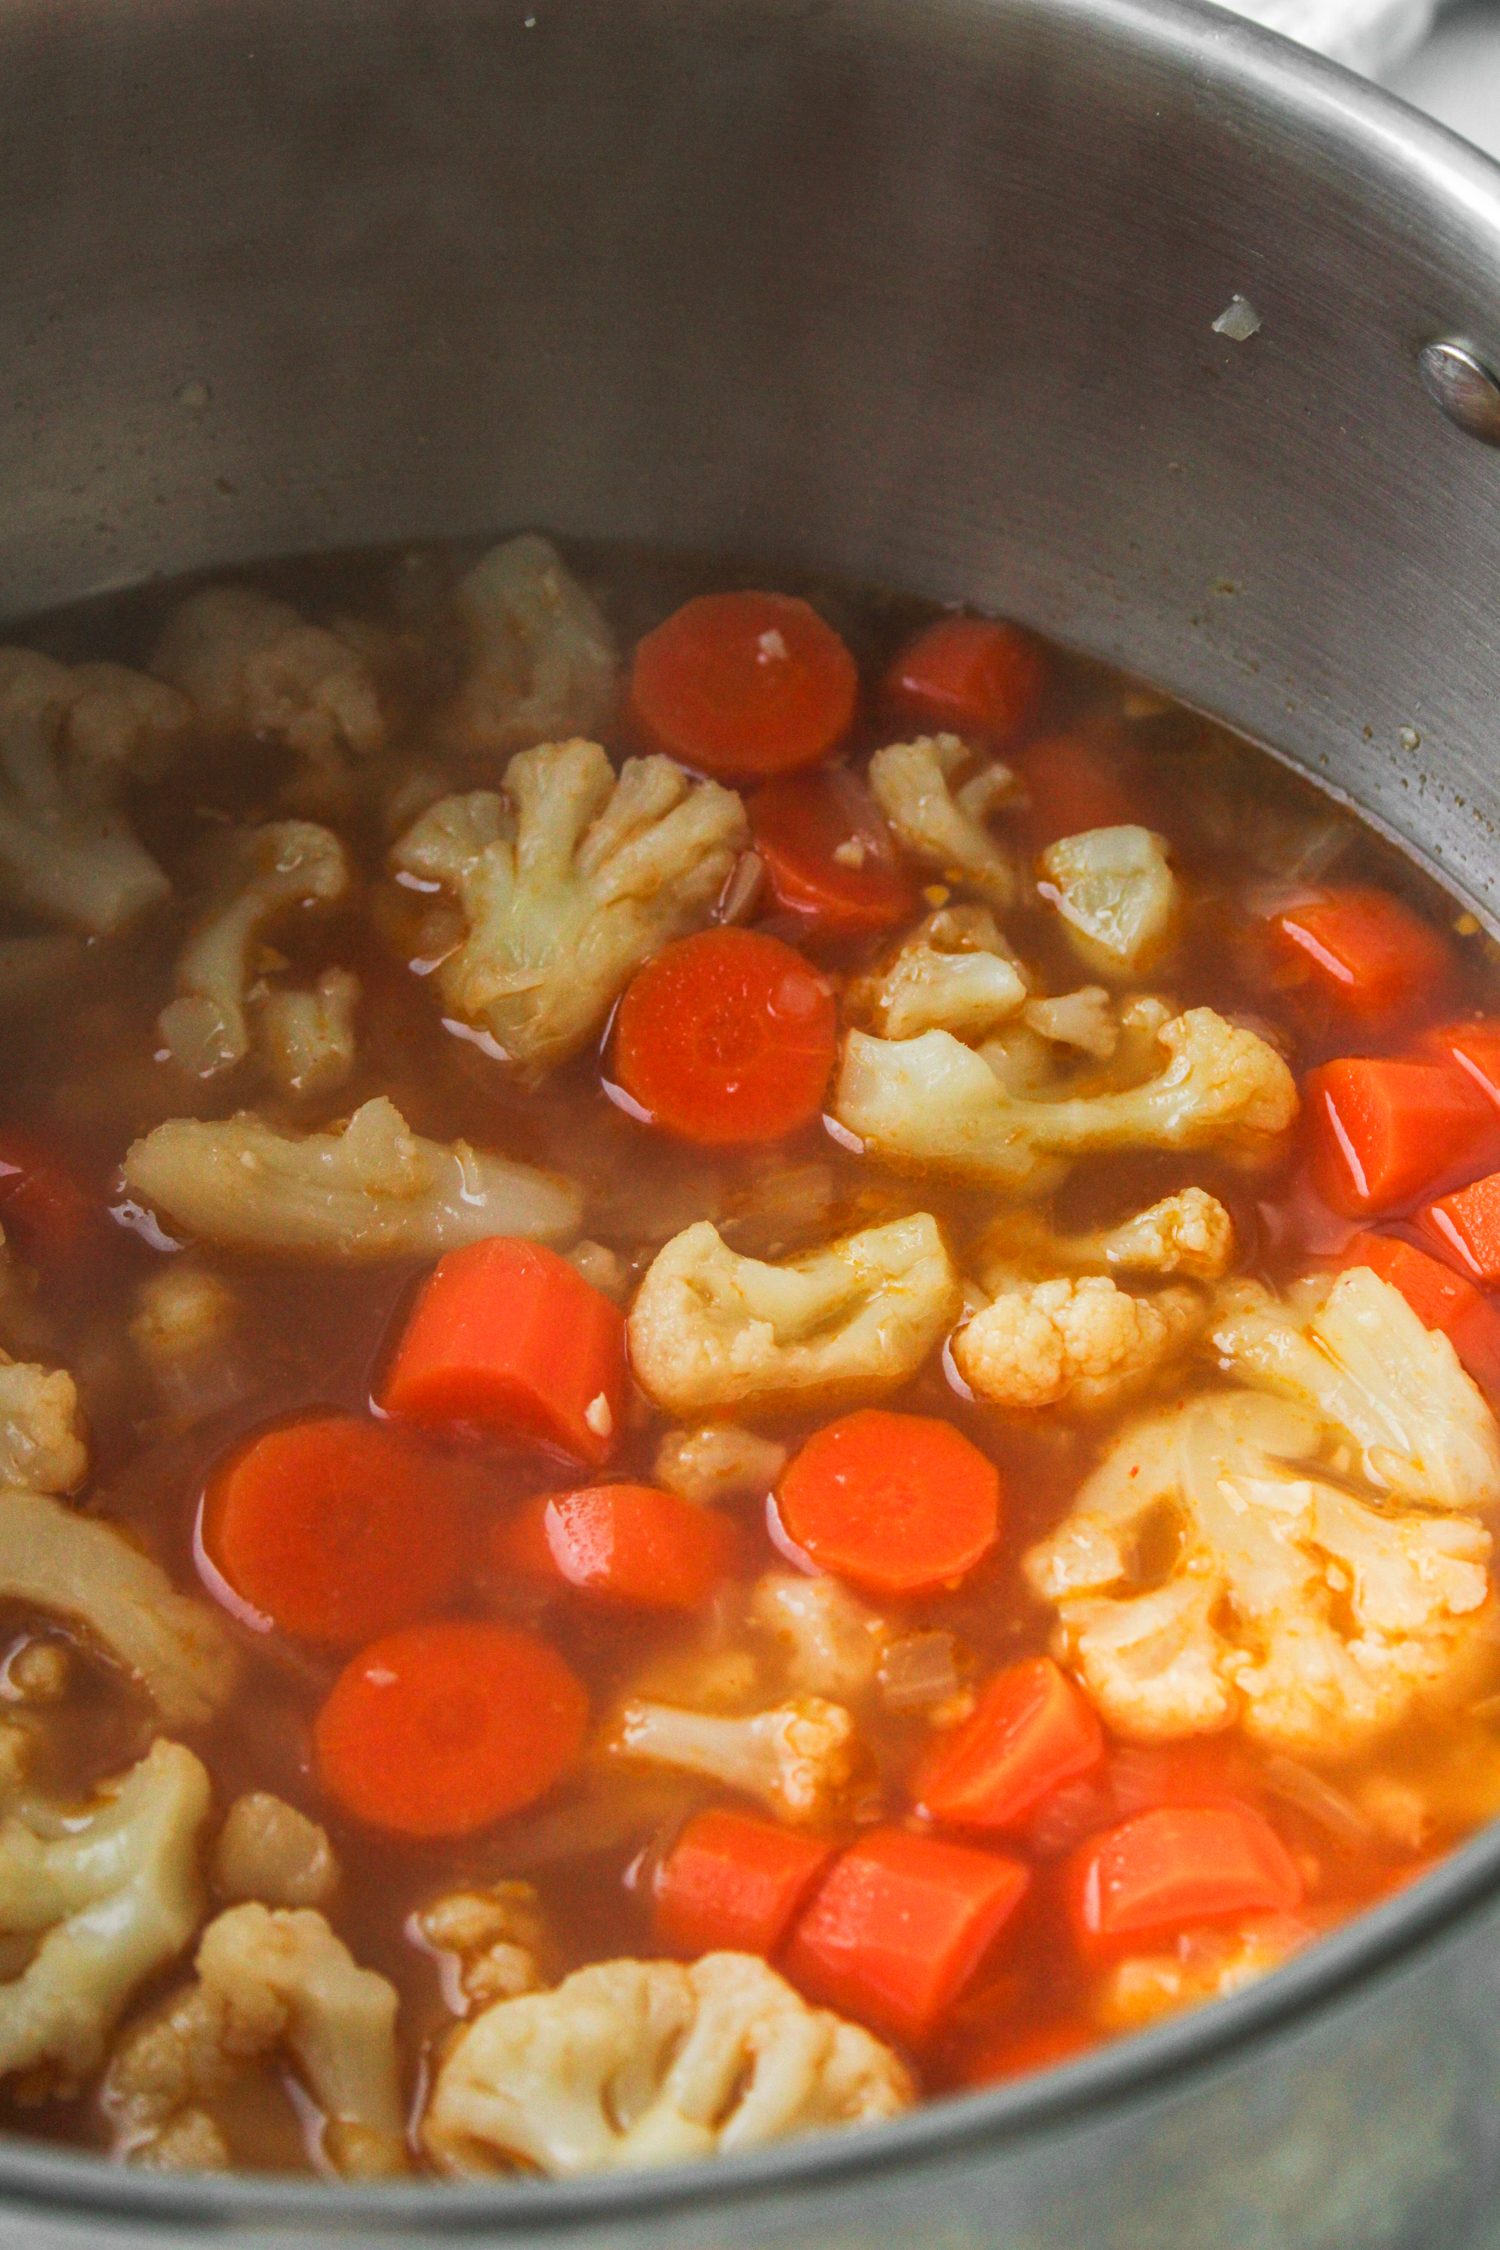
[628,592,858,782]
[613,927,837,1146]
[201,1415,474,1648]
[654,1809,835,1958]
[315,1620,587,1838]
[1066,1803,1303,1962]
[776,1410,1001,1598]
[748,768,918,939]
[1303,1057,1493,1216]
[0,1129,95,1261]
[495,1483,738,1610]
[882,617,1047,749]
[1015,732,1137,845]
[784,1826,1030,2045]
[1343,1230,1500,1397]
[1423,1019,1500,1110]
[1421,1171,1500,1285]
[914,1657,1104,1832]
[379,1238,625,1467]
[1265,888,1451,1023]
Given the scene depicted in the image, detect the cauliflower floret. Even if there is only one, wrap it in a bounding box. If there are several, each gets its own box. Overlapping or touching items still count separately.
[610,1696,858,1822]
[157,821,351,1079]
[151,588,383,811]
[833,1007,1297,1192]
[955,1276,1206,1415]
[122,1094,581,1260]
[749,1572,889,1699]
[128,1263,246,1422]
[258,967,361,1099]
[1095,1914,1312,2032]
[0,1738,208,2092]
[654,1425,789,1506]
[1023,986,1117,1058]
[974,1189,1236,1288]
[0,1356,87,1492]
[1038,825,1178,979]
[212,1795,339,1911]
[868,735,1017,907]
[853,906,1027,1042]
[1024,1387,1495,1757]
[391,742,747,1075]
[1208,1267,1500,1512]
[0,650,189,934]
[627,1214,960,1421]
[439,535,618,758]
[102,1903,406,2178]
[416,1881,552,2010]
[423,1951,912,2178]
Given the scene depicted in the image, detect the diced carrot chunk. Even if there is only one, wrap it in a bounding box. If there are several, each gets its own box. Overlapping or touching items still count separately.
[0,1130,95,1262]
[1340,1228,1500,1398]
[1303,1057,1493,1216]
[1066,1803,1303,1963]
[882,617,1048,748]
[748,768,918,939]
[379,1238,625,1468]
[494,1484,737,1610]
[1266,888,1451,1023]
[1423,1019,1500,1111]
[1015,732,1137,844]
[914,1658,1103,1832]
[1421,1171,1500,1286]
[654,1810,834,1958]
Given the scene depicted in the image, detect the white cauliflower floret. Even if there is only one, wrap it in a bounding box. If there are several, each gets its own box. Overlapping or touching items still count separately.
[258,967,361,1100]
[1024,1388,1495,1758]
[151,587,383,810]
[122,1094,580,1260]
[1095,1914,1311,2032]
[973,1189,1236,1288]
[0,1356,87,1492]
[627,1214,960,1420]
[416,1882,552,2011]
[212,1796,339,1911]
[955,1276,1206,1415]
[128,1264,245,1422]
[102,1903,406,2178]
[0,1738,208,2092]
[423,1952,912,2179]
[834,1007,1297,1192]
[1039,825,1178,979]
[156,821,351,1079]
[439,535,618,758]
[868,735,1017,906]
[0,650,189,934]
[1209,1267,1500,1513]
[610,1696,858,1822]
[392,741,747,1075]
[1023,986,1118,1058]
[654,1425,788,1506]
[854,906,1027,1042]
[750,1571,889,1699]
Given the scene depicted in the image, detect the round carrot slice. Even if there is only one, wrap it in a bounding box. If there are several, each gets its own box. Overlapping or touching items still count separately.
[314,1620,588,1838]
[496,1483,738,1609]
[627,592,858,781]
[613,926,837,1145]
[776,1410,1001,1596]
[201,1415,473,1648]
[882,616,1047,747]
[748,768,918,939]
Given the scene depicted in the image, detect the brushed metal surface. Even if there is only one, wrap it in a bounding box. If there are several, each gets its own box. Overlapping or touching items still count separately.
[4,0,1500,2240]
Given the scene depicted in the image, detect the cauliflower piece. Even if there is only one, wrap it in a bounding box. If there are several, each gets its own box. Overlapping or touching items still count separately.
[974,1189,1236,1288]
[610,1696,858,1822]
[157,821,351,1079]
[102,1903,406,2178]
[212,1795,339,1911]
[955,1275,1206,1415]
[417,1882,552,2010]
[439,535,618,758]
[854,906,1027,1042]
[128,1263,246,1421]
[151,588,384,810]
[122,1094,581,1260]
[423,1951,912,2178]
[833,1007,1297,1192]
[868,735,1017,907]
[0,1738,208,2091]
[1024,1388,1495,1757]
[749,1571,889,1699]
[0,650,189,934]
[628,1214,960,1421]
[258,967,361,1099]
[1095,1914,1312,2032]
[1039,825,1178,979]
[391,742,747,1075]
[1024,986,1117,1058]
[1208,1267,1500,1512]
[0,1356,87,1492]
[654,1425,789,1506]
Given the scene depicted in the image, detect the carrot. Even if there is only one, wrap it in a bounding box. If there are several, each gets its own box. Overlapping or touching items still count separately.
[1420,1171,1500,1285]
[1303,1057,1493,1216]
[1015,731,1137,845]
[378,1238,625,1467]
[314,1619,587,1839]
[1423,1018,1500,1111]
[882,617,1047,748]
[627,592,858,782]
[612,927,837,1146]
[0,1129,95,1261]
[1066,1802,1303,1962]
[200,1415,475,1648]
[654,1809,835,1958]
[776,1409,1001,1598]
[783,1825,1030,2045]
[495,1483,738,1610]
[1263,887,1451,1023]
[914,1657,1104,1832]
[1338,1230,1500,1394]
[748,768,918,939]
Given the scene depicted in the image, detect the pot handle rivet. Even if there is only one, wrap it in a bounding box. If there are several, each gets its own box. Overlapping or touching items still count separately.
[1418,338,1500,444]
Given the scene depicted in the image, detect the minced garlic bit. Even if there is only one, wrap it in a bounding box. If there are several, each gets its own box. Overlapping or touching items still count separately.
[832,838,867,870]
[583,1393,614,1439]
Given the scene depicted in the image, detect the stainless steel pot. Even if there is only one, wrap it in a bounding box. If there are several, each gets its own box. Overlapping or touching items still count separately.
[5,0,1500,2240]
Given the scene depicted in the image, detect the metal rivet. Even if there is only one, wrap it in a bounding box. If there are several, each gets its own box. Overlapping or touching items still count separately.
[1418,339,1500,444]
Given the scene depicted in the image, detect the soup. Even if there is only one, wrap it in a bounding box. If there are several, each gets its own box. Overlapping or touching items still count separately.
[0,533,1496,2178]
